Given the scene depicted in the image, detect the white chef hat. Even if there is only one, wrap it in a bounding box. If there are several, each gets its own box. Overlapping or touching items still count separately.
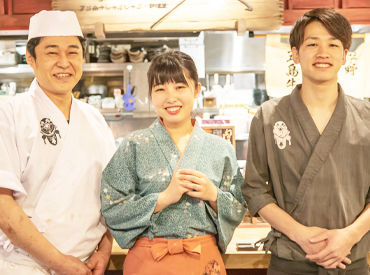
[28,10,83,41]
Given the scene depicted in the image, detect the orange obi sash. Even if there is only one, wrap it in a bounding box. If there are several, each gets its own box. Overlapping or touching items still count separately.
[146,238,202,261]
[123,235,226,275]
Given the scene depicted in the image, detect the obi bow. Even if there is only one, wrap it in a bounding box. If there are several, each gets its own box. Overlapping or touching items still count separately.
[151,239,201,261]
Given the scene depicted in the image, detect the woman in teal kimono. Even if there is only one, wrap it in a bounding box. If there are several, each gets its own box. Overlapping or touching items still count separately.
[101,50,246,275]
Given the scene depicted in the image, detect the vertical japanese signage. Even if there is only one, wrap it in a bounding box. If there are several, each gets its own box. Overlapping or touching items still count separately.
[265,34,302,98]
[338,34,370,99]
[285,50,299,88]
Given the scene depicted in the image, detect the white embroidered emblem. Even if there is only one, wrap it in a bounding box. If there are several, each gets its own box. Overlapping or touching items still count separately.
[273,121,292,149]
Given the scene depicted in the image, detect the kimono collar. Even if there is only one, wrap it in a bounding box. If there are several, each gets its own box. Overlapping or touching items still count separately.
[290,83,346,144]
[149,118,205,173]
[149,118,204,144]
[289,84,347,213]
[290,83,345,115]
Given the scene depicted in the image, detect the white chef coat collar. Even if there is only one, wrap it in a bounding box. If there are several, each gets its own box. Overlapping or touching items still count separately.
[30,78,74,125]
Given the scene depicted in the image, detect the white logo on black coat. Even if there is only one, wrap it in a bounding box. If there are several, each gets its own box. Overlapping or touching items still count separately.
[273,121,291,149]
[40,118,61,146]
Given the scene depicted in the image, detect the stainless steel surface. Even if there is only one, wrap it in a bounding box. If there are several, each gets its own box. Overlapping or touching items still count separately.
[204,31,265,73]
[236,139,248,161]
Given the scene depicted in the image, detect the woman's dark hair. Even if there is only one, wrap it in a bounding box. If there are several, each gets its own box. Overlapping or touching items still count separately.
[290,8,352,50]
[147,50,198,96]
[26,36,86,59]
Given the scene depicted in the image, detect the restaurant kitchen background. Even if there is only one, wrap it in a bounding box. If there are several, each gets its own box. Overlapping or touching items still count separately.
[0,0,370,172]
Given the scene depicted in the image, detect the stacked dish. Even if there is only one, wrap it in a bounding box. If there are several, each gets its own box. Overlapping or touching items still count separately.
[128,47,146,63]
[110,45,127,63]
[97,45,111,63]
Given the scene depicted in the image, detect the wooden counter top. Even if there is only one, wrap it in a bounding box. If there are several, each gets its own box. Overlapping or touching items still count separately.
[108,224,370,270]
[223,223,271,269]
[108,223,271,270]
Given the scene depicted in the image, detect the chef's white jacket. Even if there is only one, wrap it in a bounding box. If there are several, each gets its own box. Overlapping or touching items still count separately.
[0,79,116,269]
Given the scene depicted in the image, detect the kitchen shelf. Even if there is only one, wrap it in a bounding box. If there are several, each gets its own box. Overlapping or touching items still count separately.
[0,64,33,79]
[100,110,133,121]
[83,63,125,77]
[99,109,156,120]
[0,62,148,79]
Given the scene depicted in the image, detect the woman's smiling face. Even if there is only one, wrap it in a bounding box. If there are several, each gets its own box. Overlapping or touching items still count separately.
[151,72,200,128]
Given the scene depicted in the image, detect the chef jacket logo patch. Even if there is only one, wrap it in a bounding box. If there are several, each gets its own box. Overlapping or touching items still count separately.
[273,121,291,150]
[40,118,61,146]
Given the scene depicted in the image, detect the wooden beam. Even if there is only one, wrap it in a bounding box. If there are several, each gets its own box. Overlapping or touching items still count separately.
[0,14,32,30]
[94,22,105,39]
[286,0,342,9]
[288,0,336,9]
[0,1,5,15]
[287,0,294,9]
[235,19,247,36]
[284,9,308,25]
[338,7,370,23]
[150,0,186,29]
[52,0,284,32]
[13,0,51,14]
[335,0,342,8]
[343,0,370,8]
[284,8,370,25]
[7,0,12,15]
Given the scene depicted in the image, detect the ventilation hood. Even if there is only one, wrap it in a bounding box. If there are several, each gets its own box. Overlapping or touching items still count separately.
[204,31,265,73]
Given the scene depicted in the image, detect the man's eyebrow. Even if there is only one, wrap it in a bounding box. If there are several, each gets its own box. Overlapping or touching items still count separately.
[304,36,339,41]
[43,44,80,50]
[304,36,319,41]
[44,45,58,50]
[68,45,80,50]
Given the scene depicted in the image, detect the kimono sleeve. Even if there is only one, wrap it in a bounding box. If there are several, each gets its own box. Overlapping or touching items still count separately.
[205,143,247,252]
[243,108,276,216]
[101,138,159,249]
[0,102,26,195]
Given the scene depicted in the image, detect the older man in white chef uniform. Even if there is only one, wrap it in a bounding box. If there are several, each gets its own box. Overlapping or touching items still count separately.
[0,10,116,275]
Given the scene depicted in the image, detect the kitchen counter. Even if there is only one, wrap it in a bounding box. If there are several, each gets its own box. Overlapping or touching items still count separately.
[107,223,271,270]
[107,224,370,271]
[223,223,271,269]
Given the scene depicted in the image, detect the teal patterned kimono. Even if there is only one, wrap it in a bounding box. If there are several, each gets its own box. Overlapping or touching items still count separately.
[101,119,246,252]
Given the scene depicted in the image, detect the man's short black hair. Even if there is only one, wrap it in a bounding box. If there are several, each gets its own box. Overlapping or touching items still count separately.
[290,8,352,51]
[26,36,86,59]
